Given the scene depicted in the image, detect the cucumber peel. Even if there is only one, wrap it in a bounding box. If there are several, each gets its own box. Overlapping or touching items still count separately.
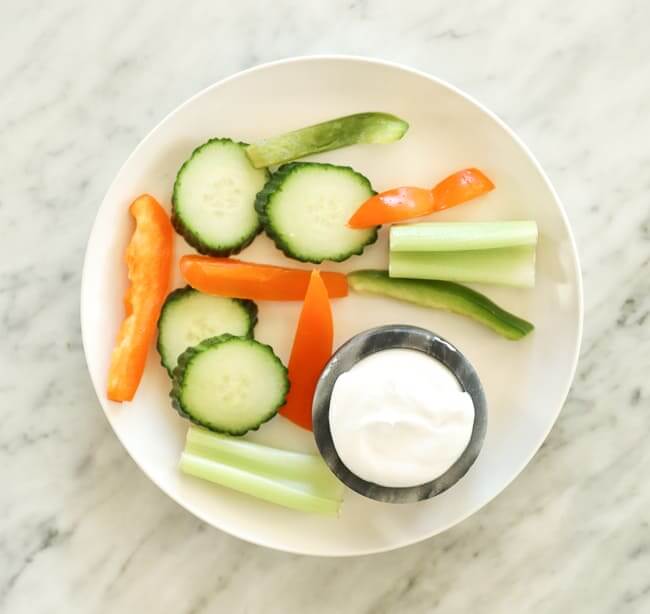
[348,270,534,340]
[172,138,270,257]
[156,287,257,375]
[171,335,289,435]
[255,162,378,263]
[245,112,409,168]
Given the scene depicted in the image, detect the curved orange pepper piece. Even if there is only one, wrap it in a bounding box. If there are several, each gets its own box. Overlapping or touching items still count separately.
[347,168,494,228]
[107,194,173,402]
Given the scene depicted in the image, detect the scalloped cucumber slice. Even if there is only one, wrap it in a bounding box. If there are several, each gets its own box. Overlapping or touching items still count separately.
[171,335,289,435]
[172,138,270,256]
[255,162,378,263]
[245,112,409,168]
[157,287,257,375]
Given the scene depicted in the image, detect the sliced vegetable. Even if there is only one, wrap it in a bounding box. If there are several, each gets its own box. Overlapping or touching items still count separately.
[180,255,348,300]
[348,270,534,340]
[171,335,289,435]
[185,426,340,489]
[389,246,536,288]
[348,187,434,228]
[281,271,333,431]
[157,287,257,375]
[172,138,269,256]
[245,112,409,168]
[431,168,495,210]
[107,194,173,402]
[390,221,539,252]
[256,162,378,263]
[182,426,343,514]
[347,168,494,228]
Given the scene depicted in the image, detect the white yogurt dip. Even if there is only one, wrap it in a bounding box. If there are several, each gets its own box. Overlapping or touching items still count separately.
[328,348,475,488]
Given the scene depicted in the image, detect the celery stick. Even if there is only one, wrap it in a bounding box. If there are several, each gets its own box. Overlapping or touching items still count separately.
[245,112,409,168]
[180,452,342,515]
[185,426,341,495]
[348,270,533,339]
[389,246,536,288]
[390,221,538,252]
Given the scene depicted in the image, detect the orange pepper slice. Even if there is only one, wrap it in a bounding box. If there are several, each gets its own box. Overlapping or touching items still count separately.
[347,168,494,228]
[280,271,333,430]
[107,195,173,402]
[432,168,495,209]
[180,256,348,301]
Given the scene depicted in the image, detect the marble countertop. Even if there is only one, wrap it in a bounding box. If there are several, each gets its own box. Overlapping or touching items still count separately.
[2,0,649,612]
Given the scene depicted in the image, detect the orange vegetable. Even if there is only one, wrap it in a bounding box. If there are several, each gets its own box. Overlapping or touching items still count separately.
[180,255,348,301]
[348,187,434,228]
[107,195,173,402]
[280,271,333,430]
[432,168,495,210]
[347,168,494,228]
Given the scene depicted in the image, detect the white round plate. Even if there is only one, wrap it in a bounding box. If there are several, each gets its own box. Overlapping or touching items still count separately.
[81,56,583,556]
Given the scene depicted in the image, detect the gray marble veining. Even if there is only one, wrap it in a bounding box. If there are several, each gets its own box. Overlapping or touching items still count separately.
[1,0,649,612]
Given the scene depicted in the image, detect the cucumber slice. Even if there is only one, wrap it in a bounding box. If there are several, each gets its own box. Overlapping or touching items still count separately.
[172,138,270,256]
[348,270,534,340]
[245,112,409,168]
[256,162,378,263]
[157,287,257,375]
[171,335,289,435]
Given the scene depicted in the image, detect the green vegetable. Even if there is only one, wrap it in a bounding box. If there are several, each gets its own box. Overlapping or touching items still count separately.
[390,221,538,252]
[245,112,409,168]
[348,270,534,340]
[157,287,257,375]
[185,427,341,491]
[256,162,378,263]
[171,335,289,435]
[180,426,343,515]
[172,138,270,256]
[389,246,536,288]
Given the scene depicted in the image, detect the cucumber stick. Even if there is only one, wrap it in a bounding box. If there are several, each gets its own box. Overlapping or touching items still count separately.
[245,112,409,168]
[172,138,269,256]
[157,287,257,374]
[390,221,538,252]
[171,335,289,435]
[348,270,534,340]
[256,162,378,263]
[389,246,536,288]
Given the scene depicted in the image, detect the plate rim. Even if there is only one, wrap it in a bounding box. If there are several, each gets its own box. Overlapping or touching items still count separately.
[80,54,584,556]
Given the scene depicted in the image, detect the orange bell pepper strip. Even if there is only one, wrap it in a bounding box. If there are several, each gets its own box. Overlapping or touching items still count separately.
[348,187,434,228]
[347,168,494,228]
[107,195,173,402]
[432,168,495,209]
[180,255,348,301]
[280,271,333,430]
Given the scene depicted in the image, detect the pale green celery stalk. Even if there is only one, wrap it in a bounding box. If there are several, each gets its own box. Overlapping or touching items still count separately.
[245,112,409,168]
[185,426,341,496]
[389,246,536,288]
[390,221,538,252]
[180,452,342,515]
